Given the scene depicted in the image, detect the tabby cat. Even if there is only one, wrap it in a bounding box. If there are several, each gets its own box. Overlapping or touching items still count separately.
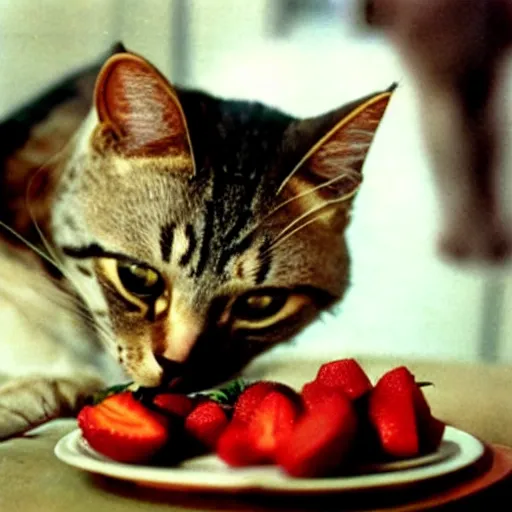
[0,44,393,439]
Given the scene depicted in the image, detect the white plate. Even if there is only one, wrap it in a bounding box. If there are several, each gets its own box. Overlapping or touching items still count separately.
[54,426,484,494]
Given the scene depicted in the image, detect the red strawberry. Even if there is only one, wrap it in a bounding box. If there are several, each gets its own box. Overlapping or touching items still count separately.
[301,380,347,411]
[315,359,372,400]
[412,385,446,453]
[184,400,229,449]
[276,391,358,478]
[216,423,263,467]
[368,366,421,458]
[78,391,169,463]
[153,393,195,417]
[246,391,301,463]
[232,381,290,424]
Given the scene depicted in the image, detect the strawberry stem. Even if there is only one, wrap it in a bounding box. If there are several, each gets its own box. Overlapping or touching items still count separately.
[417,381,434,388]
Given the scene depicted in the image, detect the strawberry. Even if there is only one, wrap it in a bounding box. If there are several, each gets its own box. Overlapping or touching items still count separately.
[232,381,290,424]
[412,384,446,453]
[216,423,263,467]
[153,393,195,417]
[78,391,169,464]
[368,366,432,457]
[301,380,347,411]
[246,390,301,463]
[184,400,229,449]
[276,391,358,478]
[315,359,373,400]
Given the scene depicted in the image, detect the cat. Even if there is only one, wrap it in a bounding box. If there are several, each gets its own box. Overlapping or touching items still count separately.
[0,43,394,439]
[366,0,512,262]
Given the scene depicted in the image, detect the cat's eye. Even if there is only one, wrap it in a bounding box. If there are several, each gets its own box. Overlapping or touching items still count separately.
[116,262,165,299]
[231,292,288,322]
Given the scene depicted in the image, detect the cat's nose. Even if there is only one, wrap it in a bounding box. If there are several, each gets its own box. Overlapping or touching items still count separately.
[159,321,202,363]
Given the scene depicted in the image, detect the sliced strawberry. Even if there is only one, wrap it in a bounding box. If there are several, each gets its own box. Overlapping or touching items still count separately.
[232,381,290,424]
[368,366,420,458]
[153,393,195,417]
[301,380,347,411]
[78,391,169,463]
[315,359,373,400]
[184,400,229,449]
[276,392,358,478]
[246,390,301,463]
[216,423,264,467]
[412,385,446,453]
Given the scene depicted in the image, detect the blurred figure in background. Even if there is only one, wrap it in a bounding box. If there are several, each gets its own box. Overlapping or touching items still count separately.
[362,0,512,263]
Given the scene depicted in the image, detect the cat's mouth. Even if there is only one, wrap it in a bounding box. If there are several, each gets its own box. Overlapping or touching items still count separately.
[154,355,186,388]
[144,353,246,394]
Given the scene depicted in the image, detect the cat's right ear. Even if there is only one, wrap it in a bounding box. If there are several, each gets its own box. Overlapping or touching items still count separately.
[92,53,194,173]
[278,86,394,218]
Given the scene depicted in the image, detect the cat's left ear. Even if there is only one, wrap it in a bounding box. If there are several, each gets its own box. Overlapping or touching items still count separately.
[93,53,194,171]
[280,85,395,209]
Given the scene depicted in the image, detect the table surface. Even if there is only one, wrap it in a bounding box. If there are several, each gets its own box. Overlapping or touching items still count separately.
[1,354,512,512]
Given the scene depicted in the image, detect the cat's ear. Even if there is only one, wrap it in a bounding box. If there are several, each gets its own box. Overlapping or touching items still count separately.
[93,53,194,170]
[280,86,395,211]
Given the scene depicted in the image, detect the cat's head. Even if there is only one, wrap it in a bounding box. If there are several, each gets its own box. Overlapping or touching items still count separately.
[51,52,393,389]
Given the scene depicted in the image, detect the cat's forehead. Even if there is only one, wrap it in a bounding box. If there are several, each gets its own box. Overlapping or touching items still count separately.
[177,90,293,175]
[74,153,267,280]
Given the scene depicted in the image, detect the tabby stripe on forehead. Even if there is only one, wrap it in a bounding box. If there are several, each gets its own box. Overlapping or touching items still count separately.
[160,222,175,263]
[216,232,254,274]
[223,203,253,247]
[255,238,271,284]
[193,200,215,277]
[179,224,197,266]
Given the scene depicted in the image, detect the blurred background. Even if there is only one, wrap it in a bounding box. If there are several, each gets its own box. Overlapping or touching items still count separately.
[1,0,511,365]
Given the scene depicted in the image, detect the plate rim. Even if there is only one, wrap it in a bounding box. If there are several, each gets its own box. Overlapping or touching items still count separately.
[54,425,485,494]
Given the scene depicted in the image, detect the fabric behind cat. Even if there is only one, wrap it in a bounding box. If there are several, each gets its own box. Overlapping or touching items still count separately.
[0,45,394,439]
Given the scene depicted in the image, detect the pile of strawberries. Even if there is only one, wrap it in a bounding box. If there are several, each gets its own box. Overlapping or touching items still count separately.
[77,359,445,478]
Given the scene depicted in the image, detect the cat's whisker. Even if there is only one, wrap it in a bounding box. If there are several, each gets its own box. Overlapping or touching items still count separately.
[257,191,359,262]
[45,280,115,344]
[24,153,107,328]
[270,167,360,220]
[275,128,372,197]
[232,166,361,253]
[261,204,342,257]
[0,156,116,348]
[269,177,360,245]
[0,252,114,343]
[0,221,60,271]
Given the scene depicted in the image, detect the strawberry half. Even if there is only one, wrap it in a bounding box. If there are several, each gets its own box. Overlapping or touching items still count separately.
[412,384,446,453]
[78,391,169,464]
[246,390,301,463]
[276,391,358,478]
[216,423,263,467]
[301,380,347,411]
[232,381,291,425]
[315,359,373,400]
[368,366,445,459]
[185,400,229,450]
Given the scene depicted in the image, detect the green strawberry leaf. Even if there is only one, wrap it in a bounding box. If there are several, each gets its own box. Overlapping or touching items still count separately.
[196,378,247,405]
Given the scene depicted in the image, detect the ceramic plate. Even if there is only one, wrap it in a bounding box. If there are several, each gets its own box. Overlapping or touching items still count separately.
[54,426,484,494]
